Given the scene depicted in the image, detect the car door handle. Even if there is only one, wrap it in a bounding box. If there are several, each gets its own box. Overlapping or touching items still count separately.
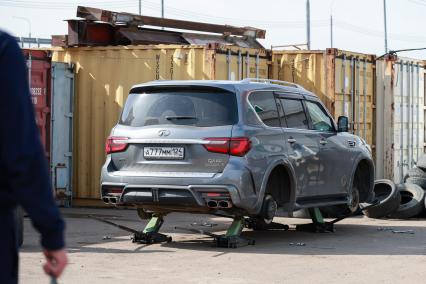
[287,138,297,144]
[319,139,327,145]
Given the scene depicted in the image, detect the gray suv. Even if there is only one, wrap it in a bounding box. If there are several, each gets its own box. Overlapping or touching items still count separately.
[101,79,374,224]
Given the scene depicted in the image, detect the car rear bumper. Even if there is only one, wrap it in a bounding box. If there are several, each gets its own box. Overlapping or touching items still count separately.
[100,157,258,213]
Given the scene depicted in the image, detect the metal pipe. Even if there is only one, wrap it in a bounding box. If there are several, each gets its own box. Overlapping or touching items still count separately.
[255,53,260,79]
[411,62,415,167]
[356,58,360,136]
[342,54,346,117]
[227,49,231,80]
[306,0,311,49]
[237,50,242,80]
[400,62,404,182]
[363,59,367,140]
[416,64,420,162]
[330,15,333,48]
[246,52,250,79]
[383,0,388,53]
[350,57,354,133]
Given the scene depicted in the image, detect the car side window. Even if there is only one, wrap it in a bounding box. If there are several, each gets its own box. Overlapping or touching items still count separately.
[305,101,335,132]
[281,98,309,129]
[248,91,281,127]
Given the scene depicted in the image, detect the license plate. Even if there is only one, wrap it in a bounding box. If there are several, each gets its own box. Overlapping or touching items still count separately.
[143,147,184,160]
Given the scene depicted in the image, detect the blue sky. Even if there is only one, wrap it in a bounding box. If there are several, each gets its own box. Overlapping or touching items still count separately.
[1,0,425,59]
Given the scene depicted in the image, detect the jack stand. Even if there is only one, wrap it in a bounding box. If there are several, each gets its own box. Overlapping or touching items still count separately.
[175,217,255,248]
[215,217,255,248]
[295,208,335,233]
[133,215,172,244]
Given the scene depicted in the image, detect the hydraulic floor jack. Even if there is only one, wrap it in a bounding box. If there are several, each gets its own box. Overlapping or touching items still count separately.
[91,200,378,248]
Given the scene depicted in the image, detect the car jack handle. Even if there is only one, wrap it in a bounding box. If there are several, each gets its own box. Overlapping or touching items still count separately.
[90,214,172,244]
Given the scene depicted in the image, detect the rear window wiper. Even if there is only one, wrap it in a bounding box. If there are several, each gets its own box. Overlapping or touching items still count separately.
[166,116,197,120]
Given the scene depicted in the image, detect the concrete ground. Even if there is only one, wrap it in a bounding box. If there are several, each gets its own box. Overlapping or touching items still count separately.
[20,208,426,284]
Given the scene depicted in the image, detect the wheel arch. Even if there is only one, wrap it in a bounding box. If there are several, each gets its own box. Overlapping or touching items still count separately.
[254,158,297,214]
[351,156,375,202]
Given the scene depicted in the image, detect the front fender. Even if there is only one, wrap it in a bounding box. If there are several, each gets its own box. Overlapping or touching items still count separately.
[348,152,375,202]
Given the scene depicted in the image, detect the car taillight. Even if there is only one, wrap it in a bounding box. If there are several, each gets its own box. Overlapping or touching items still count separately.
[203,137,251,156]
[105,136,129,154]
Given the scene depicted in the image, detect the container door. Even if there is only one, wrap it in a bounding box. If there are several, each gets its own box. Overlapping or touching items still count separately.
[51,62,74,207]
[27,53,51,160]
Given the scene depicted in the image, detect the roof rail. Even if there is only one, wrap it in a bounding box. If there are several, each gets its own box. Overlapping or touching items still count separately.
[241,78,304,89]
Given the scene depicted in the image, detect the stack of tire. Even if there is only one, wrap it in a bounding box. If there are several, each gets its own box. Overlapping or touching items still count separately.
[363,155,426,219]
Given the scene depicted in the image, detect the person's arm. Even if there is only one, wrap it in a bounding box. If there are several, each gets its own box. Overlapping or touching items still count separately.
[0,32,67,277]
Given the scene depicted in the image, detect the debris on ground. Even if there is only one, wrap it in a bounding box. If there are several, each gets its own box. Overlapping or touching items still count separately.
[102,235,112,240]
[191,222,218,227]
[289,242,306,246]
[377,227,394,231]
[392,230,415,234]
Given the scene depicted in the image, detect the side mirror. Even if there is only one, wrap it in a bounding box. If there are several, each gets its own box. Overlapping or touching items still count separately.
[337,116,349,132]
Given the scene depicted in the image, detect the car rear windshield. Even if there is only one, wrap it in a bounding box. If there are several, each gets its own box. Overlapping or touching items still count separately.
[119,90,238,127]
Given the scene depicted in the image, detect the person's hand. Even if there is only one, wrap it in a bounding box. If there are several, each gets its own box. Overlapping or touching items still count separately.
[43,249,68,278]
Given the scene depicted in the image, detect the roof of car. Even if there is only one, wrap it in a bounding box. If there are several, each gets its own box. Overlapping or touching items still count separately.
[130,80,318,98]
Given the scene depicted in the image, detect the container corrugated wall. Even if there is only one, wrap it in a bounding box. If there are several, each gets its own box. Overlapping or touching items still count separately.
[375,56,425,183]
[271,49,376,147]
[52,44,268,201]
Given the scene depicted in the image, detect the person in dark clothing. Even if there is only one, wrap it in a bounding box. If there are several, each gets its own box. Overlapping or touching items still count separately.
[0,31,67,283]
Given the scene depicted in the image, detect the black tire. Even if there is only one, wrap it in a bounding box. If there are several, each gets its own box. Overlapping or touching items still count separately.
[407,167,426,179]
[416,154,426,171]
[389,184,425,219]
[249,195,277,230]
[406,177,426,190]
[15,206,24,247]
[320,186,360,218]
[363,179,401,219]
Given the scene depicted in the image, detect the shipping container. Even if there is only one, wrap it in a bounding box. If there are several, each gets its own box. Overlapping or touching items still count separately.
[271,49,376,147]
[52,43,268,201]
[375,56,425,183]
[23,49,52,159]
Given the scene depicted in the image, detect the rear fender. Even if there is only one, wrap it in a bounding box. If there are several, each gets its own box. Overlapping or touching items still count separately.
[252,157,297,215]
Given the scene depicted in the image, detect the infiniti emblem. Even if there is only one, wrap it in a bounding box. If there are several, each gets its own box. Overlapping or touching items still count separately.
[158,130,171,137]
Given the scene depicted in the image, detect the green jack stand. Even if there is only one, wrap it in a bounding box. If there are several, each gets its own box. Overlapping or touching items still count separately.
[295,208,335,233]
[215,217,255,248]
[133,215,172,244]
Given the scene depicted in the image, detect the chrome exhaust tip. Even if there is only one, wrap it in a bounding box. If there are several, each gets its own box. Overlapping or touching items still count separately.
[218,200,232,208]
[207,200,218,208]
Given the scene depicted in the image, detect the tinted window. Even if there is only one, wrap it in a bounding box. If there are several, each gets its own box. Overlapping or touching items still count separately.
[305,101,334,132]
[120,91,237,127]
[281,99,308,129]
[248,92,281,127]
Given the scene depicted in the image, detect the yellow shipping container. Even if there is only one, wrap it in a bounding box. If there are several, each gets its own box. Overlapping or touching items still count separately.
[52,44,268,202]
[271,48,376,147]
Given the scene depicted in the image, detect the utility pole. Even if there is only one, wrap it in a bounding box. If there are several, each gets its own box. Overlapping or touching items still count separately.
[139,0,141,15]
[161,0,164,18]
[330,14,333,48]
[306,0,311,50]
[330,0,336,48]
[383,0,388,53]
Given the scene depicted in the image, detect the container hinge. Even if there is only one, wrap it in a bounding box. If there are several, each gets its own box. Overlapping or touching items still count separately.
[65,113,73,118]
[64,152,72,157]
